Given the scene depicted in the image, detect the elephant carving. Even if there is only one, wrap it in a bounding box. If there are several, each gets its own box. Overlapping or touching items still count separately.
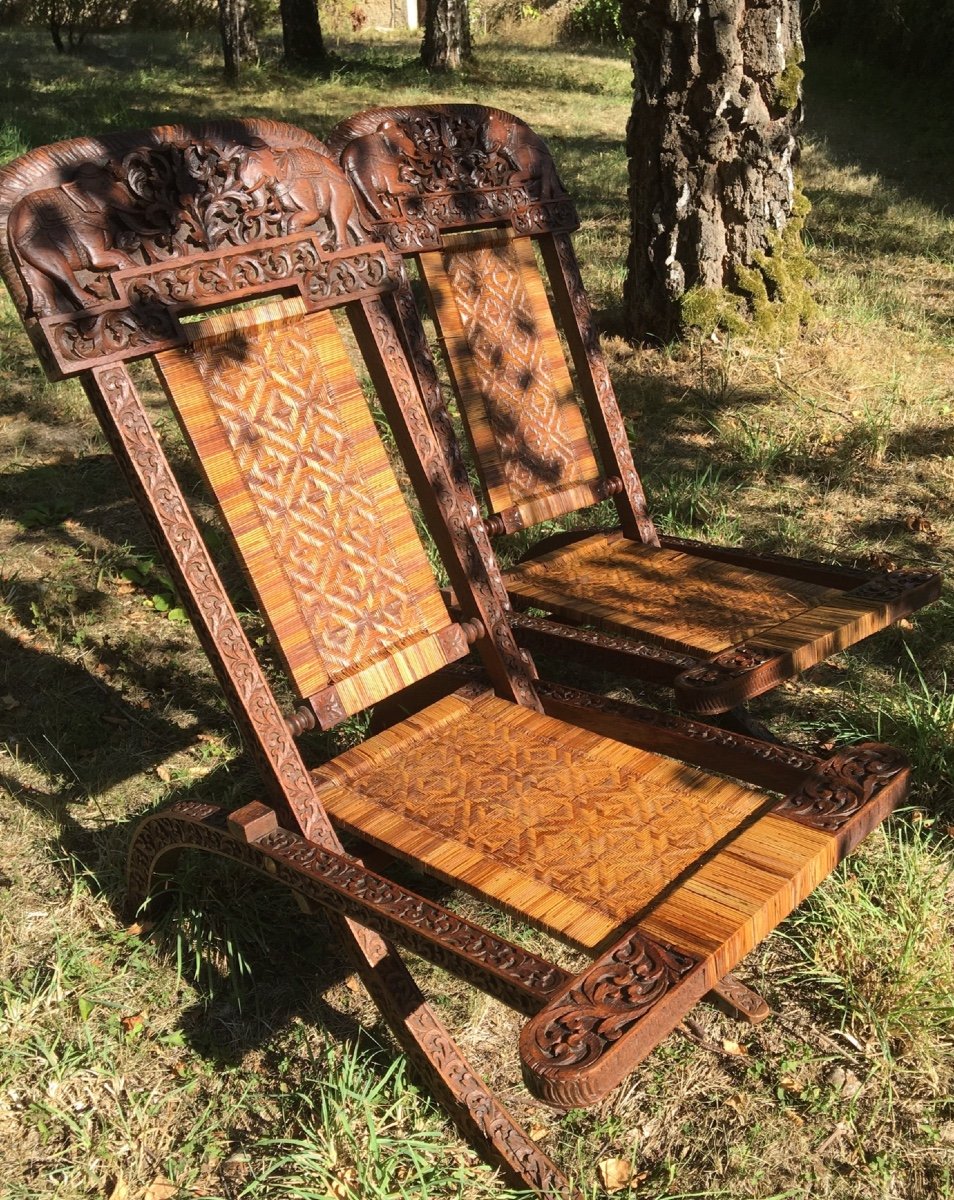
[235,143,366,249]
[8,161,149,317]
[338,121,421,222]
[477,114,565,201]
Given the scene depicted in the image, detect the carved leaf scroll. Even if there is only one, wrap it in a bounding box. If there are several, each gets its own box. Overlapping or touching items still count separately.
[332,105,579,251]
[774,743,908,832]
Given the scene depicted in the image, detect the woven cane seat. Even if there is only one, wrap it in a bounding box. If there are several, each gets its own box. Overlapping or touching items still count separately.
[315,684,778,950]
[504,534,853,656]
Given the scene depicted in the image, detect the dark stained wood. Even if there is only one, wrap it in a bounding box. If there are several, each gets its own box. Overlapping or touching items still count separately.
[0,116,914,1191]
[328,104,941,715]
[707,974,772,1024]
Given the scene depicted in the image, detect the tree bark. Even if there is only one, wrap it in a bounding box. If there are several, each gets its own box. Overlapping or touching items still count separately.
[217,0,257,82]
[280,0,325,66]
[421,0,471,70]
[621,0,804,343]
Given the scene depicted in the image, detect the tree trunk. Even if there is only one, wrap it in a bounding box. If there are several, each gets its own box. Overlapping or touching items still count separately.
[421,0,471,70]
[217,0,257,82]
[621,0,805,343]
[280,0,325,65]
[217,0,241,82]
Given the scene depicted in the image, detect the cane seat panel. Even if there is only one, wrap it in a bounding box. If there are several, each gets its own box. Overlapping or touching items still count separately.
[314,684,780,949]
[155,298,463,711]
[504,533,848,655]
[418,228,604,526]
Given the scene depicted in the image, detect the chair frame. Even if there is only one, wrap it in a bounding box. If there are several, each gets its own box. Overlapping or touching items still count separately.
[0,119,911,1196]
[328,104,940,717]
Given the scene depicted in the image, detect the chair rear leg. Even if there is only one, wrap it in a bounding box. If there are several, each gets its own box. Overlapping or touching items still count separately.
[706,974,772,1024]
[125,804,580,1198]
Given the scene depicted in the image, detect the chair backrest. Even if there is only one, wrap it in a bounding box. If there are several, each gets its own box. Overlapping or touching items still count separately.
[328,105,659,545]
[0,119,539,835]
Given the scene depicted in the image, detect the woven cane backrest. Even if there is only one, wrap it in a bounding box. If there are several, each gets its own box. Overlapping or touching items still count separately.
[155,297,468,720]
[328,104,656,540]
[418,227,603,526]
[0,120,473,729]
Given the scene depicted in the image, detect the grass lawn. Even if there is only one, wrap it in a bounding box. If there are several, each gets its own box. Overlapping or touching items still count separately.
[0,24,952,1200]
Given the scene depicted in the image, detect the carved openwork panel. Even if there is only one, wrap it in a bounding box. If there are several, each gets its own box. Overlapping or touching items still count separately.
[0,120,401,377]
[328,105,579,251]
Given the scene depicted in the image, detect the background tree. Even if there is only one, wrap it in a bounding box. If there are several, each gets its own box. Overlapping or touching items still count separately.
[621,0,808,343]
[279,0,325,66]
[217,0,258,83]
[421,0,471,70]
[33,0,124,52]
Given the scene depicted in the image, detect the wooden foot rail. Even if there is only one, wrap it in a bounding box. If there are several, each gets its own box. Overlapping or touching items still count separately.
[127,799,581,1196]
[127,800,569,1016]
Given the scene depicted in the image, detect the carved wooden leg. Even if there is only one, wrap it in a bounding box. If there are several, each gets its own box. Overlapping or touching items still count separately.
[706,974,772,1024]
[125,802,580,1198]
[345,926,580,1198]
[710,705,781,744]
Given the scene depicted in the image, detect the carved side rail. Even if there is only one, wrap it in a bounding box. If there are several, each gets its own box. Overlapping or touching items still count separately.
[127,800,571,1016]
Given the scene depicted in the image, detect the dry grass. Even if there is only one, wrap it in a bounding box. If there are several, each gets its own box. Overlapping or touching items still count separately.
[0,27,952,1200]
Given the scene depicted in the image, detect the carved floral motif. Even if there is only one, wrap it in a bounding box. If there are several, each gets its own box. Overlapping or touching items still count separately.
[332,105,579,250]
[521,927,699,1098]
[850,568,940,604]
[774,743,908,831]
[677,644,780,688]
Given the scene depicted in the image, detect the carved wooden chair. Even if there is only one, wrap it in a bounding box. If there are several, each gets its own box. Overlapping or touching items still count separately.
[0,121,911,1197]
[328,104,941,720]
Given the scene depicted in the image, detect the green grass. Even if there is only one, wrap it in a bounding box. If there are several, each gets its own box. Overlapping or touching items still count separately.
[1,22,953,1200]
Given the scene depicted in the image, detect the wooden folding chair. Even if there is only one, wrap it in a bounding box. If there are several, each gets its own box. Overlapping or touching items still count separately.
[328,104,941,719]
[0,120,911,1196]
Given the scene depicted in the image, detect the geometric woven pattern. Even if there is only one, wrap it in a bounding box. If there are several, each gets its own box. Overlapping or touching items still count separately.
[420,229,603,525]
[505,534,846,655]
[155,298,455,707]
[315,686,768,948]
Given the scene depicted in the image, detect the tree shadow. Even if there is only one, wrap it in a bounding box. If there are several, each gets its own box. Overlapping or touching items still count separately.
[804,47,954,219]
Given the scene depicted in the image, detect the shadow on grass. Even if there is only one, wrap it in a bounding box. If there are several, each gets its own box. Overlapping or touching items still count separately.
[805,47,954,220]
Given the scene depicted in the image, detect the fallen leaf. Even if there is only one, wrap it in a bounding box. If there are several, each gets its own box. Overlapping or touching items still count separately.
[597,1157,633,1193]
[527,1121,550,1141]
[904,514,934,534]
[721,1038,747,1056]
[778,1074,803,1094]
[784,1109,806,1126]
[125,920,155,937]
[120,1013,145,1034]
[155,765,171,783]
[344,974,363,994]
[142,1177,177,1200]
